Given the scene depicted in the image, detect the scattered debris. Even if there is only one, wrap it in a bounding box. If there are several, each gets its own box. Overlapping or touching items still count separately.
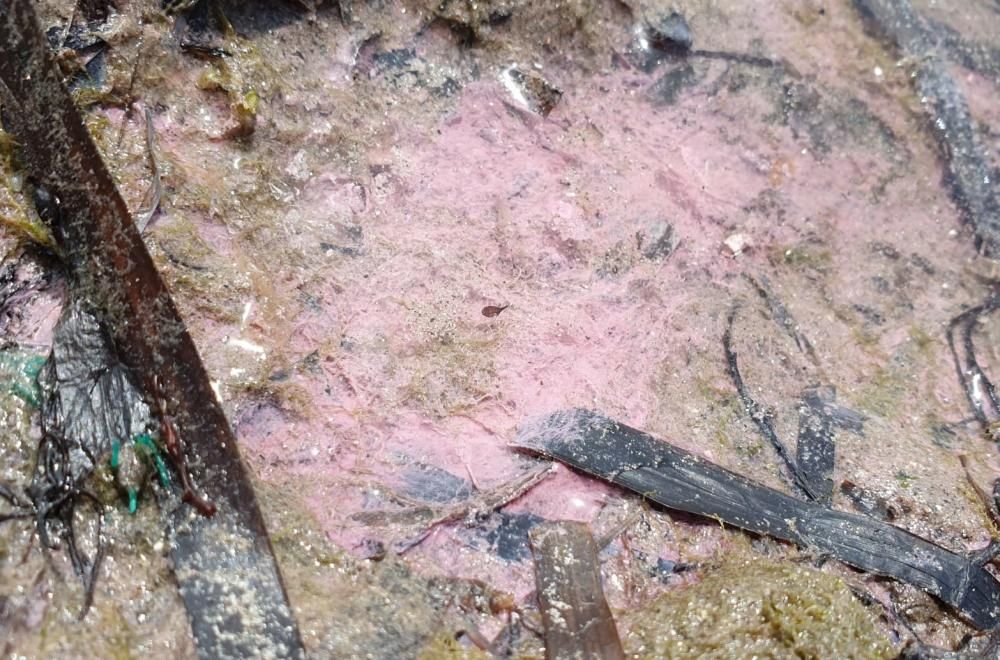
[500,66,562,117]
[853,0,1000,256]
[723,306,816,499]
[744,273,816,361]
[637,220,678,261]
[192,14,267,140]
[513,408,1000,630]
[30,296,153,614]
[647,62,698,105]
[529,521,625,660]
[352,463,554,553]
[725,305,865,505]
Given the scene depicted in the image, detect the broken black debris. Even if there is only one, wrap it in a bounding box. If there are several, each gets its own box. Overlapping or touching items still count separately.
[0,1,304,655]
[796,387,839,505]
[514,409,1000,630]
[796,385,866,506]
[637,220,678,261]
[646,11,693,54]
[351,463,553,554]
[647,63,699,105]
[529,521,626,660]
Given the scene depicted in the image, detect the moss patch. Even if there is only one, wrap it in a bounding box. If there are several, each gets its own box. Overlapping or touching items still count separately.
[627,558,892,659]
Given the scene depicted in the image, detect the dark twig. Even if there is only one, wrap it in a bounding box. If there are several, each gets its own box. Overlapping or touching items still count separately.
[723,304,817,500]
[947,295,1000,430]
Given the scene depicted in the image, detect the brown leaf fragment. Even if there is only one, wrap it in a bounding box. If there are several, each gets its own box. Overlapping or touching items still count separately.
[529,521,625,660]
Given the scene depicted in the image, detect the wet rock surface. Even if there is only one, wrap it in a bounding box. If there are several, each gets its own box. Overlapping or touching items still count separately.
[1,0,1000,656]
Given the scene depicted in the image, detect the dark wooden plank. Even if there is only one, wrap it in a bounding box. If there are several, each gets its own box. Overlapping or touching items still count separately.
[529,521,626,660]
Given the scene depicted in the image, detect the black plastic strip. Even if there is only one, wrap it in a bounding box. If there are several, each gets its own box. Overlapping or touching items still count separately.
[513,409,1000,630]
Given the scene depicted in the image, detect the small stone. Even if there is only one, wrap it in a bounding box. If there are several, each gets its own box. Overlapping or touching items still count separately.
[723,232,752,257]
[500,66,562,117]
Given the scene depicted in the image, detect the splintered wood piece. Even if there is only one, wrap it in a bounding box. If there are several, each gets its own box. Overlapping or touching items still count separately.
[529,521,625,660]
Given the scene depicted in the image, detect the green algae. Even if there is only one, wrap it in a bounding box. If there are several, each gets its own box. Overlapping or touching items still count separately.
[627,558,893,659]
[418,633,491,660]
[194,13,272,140]
[769,242,832,274]
[0,126,55,248]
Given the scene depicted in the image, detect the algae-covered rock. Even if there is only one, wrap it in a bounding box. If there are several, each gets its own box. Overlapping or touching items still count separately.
[627,558,893,659]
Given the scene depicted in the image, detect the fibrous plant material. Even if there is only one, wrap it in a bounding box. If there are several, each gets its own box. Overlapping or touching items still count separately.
[744,273,817,363]
[724,303,865,505]
[853,0,1000,257]
[513,409,1000,630]
[135,107,162,233]
[0,1,303,656]
[529,521,625,660]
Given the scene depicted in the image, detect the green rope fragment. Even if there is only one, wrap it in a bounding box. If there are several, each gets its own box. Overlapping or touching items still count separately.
[134,433,171,487]
[109,433,171,513]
